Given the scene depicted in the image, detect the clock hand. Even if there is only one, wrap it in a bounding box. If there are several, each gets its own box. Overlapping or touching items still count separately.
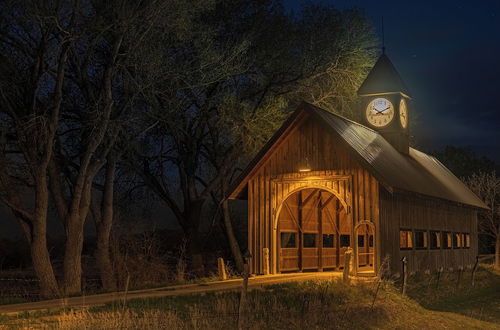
[373,106,390,114]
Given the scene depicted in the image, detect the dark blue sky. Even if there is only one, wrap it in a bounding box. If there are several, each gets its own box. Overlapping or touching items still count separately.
[286,0,500,160]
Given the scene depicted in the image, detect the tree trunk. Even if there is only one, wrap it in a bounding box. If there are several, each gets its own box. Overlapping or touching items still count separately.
[95,158,117,291]
[62,217,85,295]
[495,234,500,270]
[29,222,60,298]
[222,198,244,273]
[95,225,116,291]
[184,200,205,275]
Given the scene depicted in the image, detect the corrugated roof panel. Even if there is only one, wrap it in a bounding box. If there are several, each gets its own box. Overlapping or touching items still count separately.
[310,104,487,209]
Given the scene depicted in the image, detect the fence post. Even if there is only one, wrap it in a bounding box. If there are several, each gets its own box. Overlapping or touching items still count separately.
[343,248,352,284]
[471,255,479,287]
[263,248,270,275]
[218,257,228,280]
[401,256,408,295]
[238,251,252,330]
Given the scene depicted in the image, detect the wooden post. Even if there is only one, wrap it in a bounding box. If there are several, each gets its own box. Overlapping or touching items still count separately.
[262,248,269,275]
[401,256,408,295]
[218,257,228,280]
[298,191,303,271]
[343,247,352,284]
[471,255,479,287]
[238,252,252,330]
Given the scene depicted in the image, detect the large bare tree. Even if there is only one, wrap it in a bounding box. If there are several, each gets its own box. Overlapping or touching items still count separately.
[0,0,165,296]
[465,171,500,269]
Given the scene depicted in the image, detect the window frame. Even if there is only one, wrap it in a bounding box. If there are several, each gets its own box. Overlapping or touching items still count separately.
[322,233,335,248]
[429,230,441,250]
[303,232,318,248]
[414,229,429,250]
[399,228,413,250]
[443,231,452,249]
[280,231,298,249]
[464,233,471,249]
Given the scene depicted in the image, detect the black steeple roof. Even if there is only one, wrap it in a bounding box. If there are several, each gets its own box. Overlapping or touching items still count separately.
[357,54,411,97]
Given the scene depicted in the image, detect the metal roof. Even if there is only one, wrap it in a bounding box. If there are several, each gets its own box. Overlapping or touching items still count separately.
[229,102,488,209]
[357,54,412,97]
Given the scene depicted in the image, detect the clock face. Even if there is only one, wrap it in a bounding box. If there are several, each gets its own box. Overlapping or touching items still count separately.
[399,98,408,128]
[366,98,394,127]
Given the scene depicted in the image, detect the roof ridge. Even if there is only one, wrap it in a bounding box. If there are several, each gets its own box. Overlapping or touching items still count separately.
[302,102,379,134]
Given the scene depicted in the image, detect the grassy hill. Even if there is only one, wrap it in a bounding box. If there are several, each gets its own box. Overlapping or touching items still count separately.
[1,265,499,329]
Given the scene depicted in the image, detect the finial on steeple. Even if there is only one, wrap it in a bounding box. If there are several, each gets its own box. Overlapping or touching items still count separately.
[382,16,386,54]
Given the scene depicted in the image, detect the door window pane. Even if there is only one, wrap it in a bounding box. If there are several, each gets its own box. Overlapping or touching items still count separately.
[323,234,335,248]
[281,232,297,248]
[358,235,365,247]
[340,235,350,247]
[303,233,317,248]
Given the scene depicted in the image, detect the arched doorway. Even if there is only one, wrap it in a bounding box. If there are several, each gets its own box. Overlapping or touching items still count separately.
[355,221,375,274]
[277,188,351,272]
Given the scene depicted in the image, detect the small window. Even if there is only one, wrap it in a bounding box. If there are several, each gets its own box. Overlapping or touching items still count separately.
[358,235,365,247]
[460,233,466,249]
[430,231,441,249]
[414,230,428,249]
[369,235,374,248]
[323,234,335,248]
[443,232,452,249]
[453,232,460,248]
[303,233,317,248]
[340,235,350,247]
[465,233,471,248]
[400,229,413,250]
[281,232,297,248]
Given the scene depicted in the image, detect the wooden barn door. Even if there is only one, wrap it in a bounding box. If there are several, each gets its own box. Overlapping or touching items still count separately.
[278,188,349,272]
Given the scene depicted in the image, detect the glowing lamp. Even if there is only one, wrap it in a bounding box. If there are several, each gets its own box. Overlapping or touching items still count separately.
[298,157,311,172]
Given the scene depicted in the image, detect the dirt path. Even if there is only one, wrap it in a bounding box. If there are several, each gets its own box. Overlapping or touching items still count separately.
[0,272,367,315]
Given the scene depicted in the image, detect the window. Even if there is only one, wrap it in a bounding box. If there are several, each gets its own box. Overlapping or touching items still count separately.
[323,234,335,248]
[369,235,374,248]
[443,232,452,249]
[414,230,428,249]
[281,232,297,248]
[340,235,350,247]
[465,233,471,248]
[453,232,460,248]
[400,229,413,249]
[303,233,317,248]
[358,235,365,247]
[430,231,441,249]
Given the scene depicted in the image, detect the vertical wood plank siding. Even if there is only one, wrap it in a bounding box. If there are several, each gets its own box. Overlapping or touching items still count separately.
[379,189,478,274]
[246,116,380,274]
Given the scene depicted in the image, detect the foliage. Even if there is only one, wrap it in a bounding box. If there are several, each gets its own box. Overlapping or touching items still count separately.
[464,172,500,269]
[431,146,497,179]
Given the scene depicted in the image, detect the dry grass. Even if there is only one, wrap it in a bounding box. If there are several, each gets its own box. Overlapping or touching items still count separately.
[1,266,499,329]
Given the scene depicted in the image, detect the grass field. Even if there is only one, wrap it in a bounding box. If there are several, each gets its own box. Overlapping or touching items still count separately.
[1,265,499,329]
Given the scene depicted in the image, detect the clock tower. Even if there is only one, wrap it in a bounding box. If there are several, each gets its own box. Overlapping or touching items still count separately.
[357,53,411,154]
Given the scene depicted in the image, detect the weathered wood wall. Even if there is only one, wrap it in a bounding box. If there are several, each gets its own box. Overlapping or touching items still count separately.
[379,189,478,274]
[246,115,380,274]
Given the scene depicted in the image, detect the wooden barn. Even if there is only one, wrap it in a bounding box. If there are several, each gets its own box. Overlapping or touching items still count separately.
[228,54,488,276]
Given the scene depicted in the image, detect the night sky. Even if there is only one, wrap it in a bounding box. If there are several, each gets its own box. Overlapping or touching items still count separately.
[286,0,500,160]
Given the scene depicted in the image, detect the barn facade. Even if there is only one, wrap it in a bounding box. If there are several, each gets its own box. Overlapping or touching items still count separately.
[228,54,487,276]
